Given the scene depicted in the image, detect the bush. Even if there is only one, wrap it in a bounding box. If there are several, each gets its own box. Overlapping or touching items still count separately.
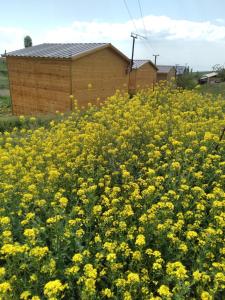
[176,71,198,90]
[213,64,225,82]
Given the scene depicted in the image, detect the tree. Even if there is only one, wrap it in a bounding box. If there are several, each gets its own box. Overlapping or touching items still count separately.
[212,64,225,82]
[176,66,197,90]
[24,36,32,48]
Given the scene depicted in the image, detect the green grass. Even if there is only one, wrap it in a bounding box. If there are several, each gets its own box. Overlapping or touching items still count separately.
[0,113,67,133]
[0,59,9,90]
[198,82,225,97]
[0,58,11,116]
[0,96,11,116]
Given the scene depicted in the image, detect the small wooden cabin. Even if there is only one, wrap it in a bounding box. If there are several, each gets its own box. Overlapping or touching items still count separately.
[129,60,157,94]
[157,65,176,82]
[5,43,130,115]
[199,72,219,84]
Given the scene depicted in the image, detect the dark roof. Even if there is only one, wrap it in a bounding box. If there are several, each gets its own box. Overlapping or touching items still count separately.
[157,65,175,73]
[133,59,158,70]
[176,66,186,75]
[4,43,109,59]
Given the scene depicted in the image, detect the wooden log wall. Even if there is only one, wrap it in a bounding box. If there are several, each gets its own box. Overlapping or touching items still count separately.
[135,63,157,89]
[71,47,129,107]
[7,57,71,115]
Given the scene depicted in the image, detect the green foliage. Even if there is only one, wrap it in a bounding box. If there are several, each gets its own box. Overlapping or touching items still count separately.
[213,64,225,82]
[0,59,9,90]
[176,71,198,90]
[24,35,32,48]
[0,113,68,133]
[198,82,225,97]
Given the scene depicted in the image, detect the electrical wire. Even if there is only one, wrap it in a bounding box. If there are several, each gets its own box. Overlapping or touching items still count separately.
[123,0,158,60]
[137,0,147,37]
[123,0,138,32]
[136,0,158,56]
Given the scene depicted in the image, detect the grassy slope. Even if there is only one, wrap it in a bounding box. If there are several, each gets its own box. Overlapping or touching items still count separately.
[0,59,11,115]
[198,82,225,97]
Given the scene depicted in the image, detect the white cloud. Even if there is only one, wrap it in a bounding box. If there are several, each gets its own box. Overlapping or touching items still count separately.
[0,26,28,53]
[215,18,225,24]
[38,15,225,44]
[2,16,225,70]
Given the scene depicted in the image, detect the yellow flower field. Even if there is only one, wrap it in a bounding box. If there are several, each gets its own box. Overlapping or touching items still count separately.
[0,83,225,299]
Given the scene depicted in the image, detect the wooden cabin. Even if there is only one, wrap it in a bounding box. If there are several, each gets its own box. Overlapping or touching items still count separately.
[199,72,219,85]
[129,60,157,94]
[5,43,130,115]
[157,65,176,82]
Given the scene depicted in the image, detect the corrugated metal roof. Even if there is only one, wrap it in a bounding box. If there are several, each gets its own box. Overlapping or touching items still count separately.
[5,43,108,59]
[157,65,175,73]
[133,60,149,69]
[176,66,186,75]
[133,59,157,70]
[201,72,218,79]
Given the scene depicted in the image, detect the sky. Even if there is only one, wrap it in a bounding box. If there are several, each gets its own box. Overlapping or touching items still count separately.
[1,0,225,70]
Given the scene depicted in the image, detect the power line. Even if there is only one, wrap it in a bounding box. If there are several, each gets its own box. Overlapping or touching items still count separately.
[137,0,147,37]
[123,0,138,32]
[136,0,156,55]
[123,0,158,60]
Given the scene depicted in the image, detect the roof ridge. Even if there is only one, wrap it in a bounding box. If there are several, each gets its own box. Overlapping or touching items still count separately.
[4,43,127,61]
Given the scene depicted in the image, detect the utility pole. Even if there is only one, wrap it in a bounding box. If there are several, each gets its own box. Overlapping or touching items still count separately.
[130,33,138,72]
[128,32,147,96]
[129,32,147,72]
[175,64,179,79]
[153,54,159,66]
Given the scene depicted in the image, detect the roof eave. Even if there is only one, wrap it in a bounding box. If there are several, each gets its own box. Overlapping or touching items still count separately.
[134,60,158,71]
[71,43,130,63]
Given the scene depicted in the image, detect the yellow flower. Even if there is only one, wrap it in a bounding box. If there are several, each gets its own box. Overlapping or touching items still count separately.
[20,291,31,300]
[0,282,12,295]
[201,291,212,300]
[102,288,113,298]
[171,161,181,170]
[166,261,188,280]
[135,234,146,247]
[186,230,198,239]
[106,252,116,262]
[157,285,172,297]
[44,280,67,298]
[0,267,6,278]
[123,291,132,300]
[84,278,96,294]
[84,264,97,279]
[29,246,49,259]
[127,272,140,284]
[193,270,202,281]
[59,197,68,208]
[72,253,83,264]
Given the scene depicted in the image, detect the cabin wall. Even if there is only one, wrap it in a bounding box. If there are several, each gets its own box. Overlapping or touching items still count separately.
[167,68,176,80]
[135,64,157,89]
[157,68,176,82]
[71,47,129,107]
[157,73,167,82]
[7,57,71,115]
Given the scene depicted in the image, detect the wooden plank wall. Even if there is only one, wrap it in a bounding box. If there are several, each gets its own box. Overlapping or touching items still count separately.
[71,47,129,107]
[129,63,157,94]
[157,73,167,82]
[167,68,176,80]
[157,68,176,82]
[135,64,157,89]
[7,57,71,115]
